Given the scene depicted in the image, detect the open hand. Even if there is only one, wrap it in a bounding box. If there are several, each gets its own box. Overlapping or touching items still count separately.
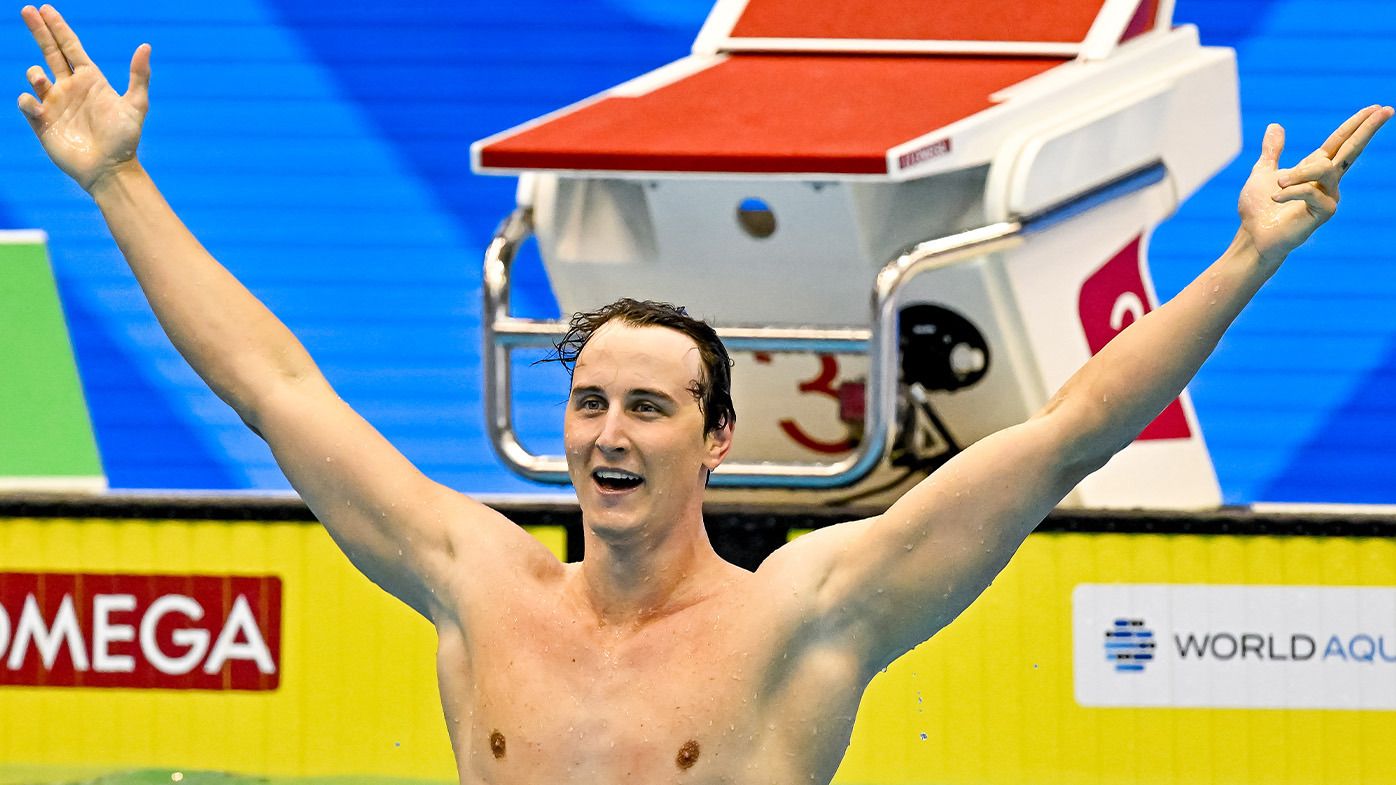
[1239,105,1393,267]
[17,4,150,193]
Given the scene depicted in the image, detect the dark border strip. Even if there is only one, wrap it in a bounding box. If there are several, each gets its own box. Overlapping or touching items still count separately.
[3,491,1395,562]
[3,494,1396,535]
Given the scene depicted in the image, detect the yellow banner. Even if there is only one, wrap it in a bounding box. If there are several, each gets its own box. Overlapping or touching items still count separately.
[836,531,1396,785]
[0,517,561,781]
[2,517,1392,784]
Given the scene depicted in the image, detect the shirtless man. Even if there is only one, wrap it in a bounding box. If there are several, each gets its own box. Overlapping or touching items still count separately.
[17,5,1392,783]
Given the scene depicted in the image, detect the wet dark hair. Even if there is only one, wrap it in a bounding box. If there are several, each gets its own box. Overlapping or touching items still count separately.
[546,298,735,435]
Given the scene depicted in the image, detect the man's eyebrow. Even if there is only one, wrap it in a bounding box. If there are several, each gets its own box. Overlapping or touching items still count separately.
[569,385,678,403]
[630,387,678,404]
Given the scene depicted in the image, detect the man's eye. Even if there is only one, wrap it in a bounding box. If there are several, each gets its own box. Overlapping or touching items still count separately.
[580,398,604,411]
[635,402,659,414]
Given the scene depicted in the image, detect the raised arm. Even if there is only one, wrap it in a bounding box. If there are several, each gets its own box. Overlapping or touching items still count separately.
[16,5,553,620]
[762,106,1393,668]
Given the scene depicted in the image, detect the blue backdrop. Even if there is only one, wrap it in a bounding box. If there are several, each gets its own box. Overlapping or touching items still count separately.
[1,1,1392,503]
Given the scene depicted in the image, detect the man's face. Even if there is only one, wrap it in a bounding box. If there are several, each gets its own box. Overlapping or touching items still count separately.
[564,321,731,537]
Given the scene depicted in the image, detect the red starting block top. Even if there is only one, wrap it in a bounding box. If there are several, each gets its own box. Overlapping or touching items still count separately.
[474,54,1064,176]
[472,0,1164,176]
[728,0,1112,44]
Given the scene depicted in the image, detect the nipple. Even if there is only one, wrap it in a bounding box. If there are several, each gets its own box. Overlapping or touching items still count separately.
[676,739,700,770]
[490,730,507,759]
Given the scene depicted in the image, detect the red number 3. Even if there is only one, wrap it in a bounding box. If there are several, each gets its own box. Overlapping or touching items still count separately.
[756,353,858,454]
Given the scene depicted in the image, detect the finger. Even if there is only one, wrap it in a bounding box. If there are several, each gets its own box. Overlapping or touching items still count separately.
[1271,182,1337,218]
[21,5,72,78]
[124,43,151,113]
[1254,123,1285,170]
[1277,154,1340,189]
[1332,105,1394,175]
[26,64,52,100]
[38,5,95,70]
[1318,105,1382,159]
[17,92,45,135]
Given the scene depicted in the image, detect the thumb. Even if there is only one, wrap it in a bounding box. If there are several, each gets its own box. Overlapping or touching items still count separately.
[124,43,151,113]
[1255,122,1285,170]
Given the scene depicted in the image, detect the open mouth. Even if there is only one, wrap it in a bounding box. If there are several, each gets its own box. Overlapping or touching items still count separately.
[592,468,644,493]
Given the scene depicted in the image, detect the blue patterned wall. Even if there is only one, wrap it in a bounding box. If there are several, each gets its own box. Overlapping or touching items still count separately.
[1,1,1392,503]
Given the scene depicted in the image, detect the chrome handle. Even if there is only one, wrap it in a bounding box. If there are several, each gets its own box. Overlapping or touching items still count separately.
[481,162,1165,488]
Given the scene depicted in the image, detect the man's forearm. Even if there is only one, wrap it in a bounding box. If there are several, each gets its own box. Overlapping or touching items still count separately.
[1039,229,1277,469]
[90,161,321,422]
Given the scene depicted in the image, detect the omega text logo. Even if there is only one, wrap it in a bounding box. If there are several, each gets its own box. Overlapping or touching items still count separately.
[0,572,282,691]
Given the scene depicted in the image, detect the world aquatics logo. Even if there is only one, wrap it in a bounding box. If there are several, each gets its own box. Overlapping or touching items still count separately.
[1104,618,1156,672]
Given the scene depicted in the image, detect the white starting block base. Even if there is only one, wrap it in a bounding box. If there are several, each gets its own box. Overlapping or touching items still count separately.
[476,0,1239,510]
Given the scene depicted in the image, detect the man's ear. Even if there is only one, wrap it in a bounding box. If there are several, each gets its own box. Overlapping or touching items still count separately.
[704,420,734,470]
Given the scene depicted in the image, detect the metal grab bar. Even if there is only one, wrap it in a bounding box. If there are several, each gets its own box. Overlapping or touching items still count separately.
[481,162,1166,488]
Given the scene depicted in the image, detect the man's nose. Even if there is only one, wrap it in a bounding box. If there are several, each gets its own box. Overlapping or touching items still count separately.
[596,411,629,454]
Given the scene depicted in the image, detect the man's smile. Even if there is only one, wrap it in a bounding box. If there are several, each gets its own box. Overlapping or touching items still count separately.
[592,467,645,494]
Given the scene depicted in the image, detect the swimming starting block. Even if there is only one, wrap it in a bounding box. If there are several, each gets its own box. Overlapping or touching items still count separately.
[472,0,1239,509]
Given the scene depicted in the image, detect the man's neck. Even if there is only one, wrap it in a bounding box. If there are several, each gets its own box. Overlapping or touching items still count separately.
[574,514,736,628]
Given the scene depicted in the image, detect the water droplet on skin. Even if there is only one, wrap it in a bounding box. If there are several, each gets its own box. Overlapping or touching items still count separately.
[904,544,914,551]
[1212,285,1220,293]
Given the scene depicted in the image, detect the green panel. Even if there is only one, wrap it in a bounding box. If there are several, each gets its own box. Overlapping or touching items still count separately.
[0,234,104,483]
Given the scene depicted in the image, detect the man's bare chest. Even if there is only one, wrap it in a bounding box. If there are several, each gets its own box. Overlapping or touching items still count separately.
[441,589,810,783]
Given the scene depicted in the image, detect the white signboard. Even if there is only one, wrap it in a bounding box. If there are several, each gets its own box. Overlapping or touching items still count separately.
[1073,584,1396,710]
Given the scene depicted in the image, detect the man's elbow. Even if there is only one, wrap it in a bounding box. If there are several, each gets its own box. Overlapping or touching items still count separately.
[228,367,330,439]
[238,413,265,441]
[1029,407,1123,488]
